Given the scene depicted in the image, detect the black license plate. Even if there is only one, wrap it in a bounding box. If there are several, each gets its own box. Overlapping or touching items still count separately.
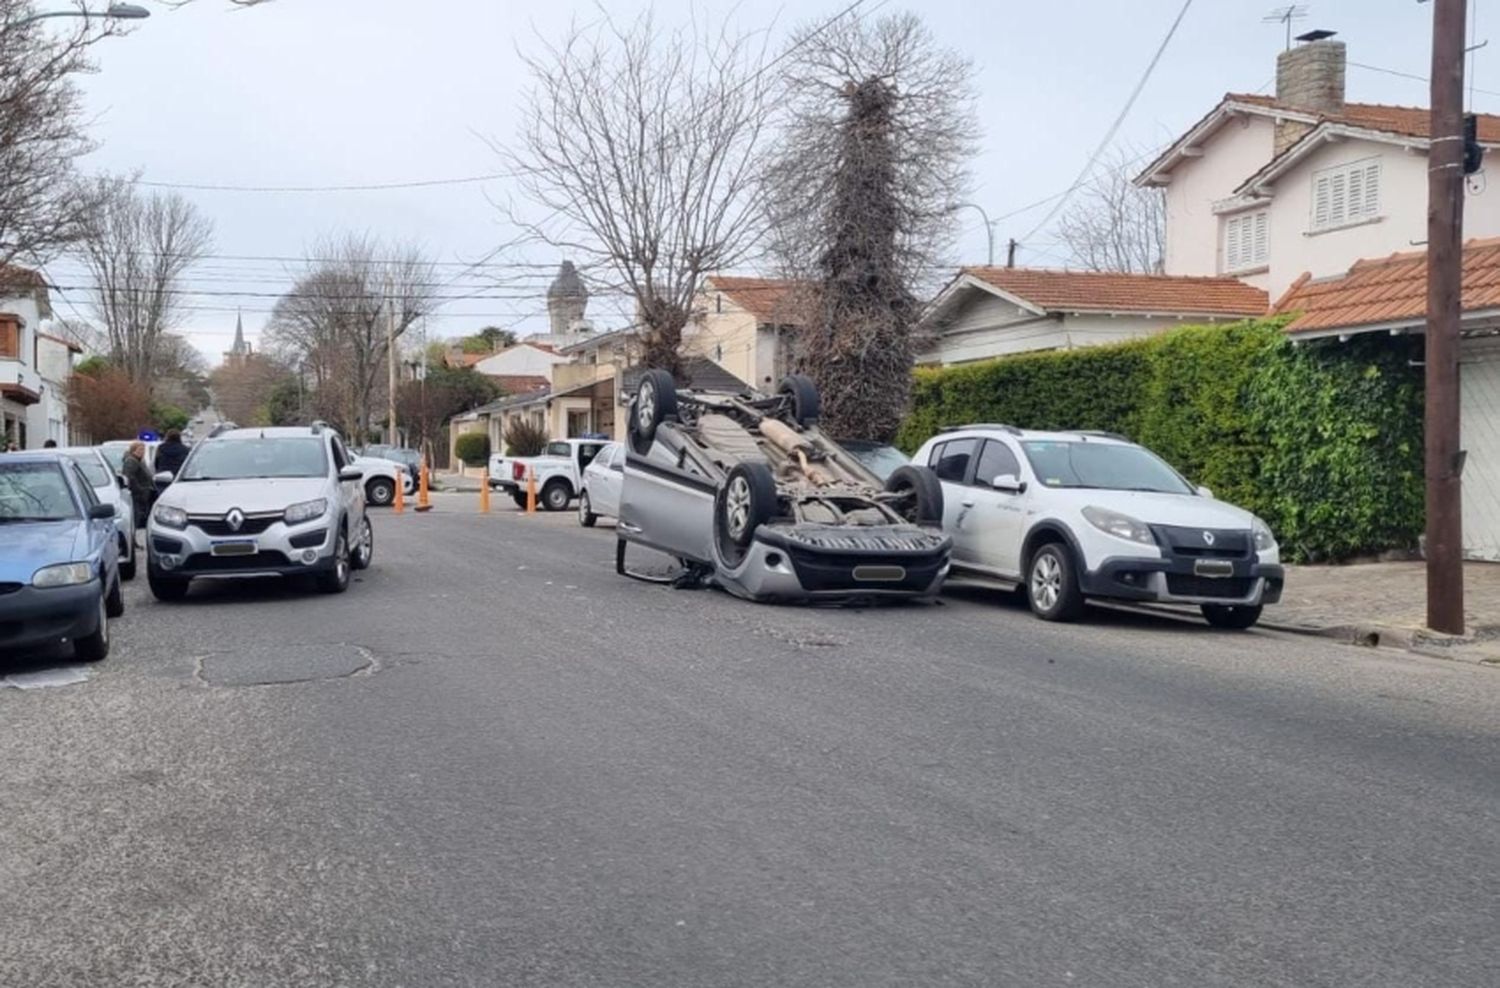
[1193,559,1235,578]
[211,541,257,557]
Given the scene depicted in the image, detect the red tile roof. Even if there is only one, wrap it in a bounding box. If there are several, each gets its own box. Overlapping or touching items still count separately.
[0,265,45,291]
[485,374,550,394]
[1275,237,1500,334]
[1225,93,1500,142]
[963,267,1269,316]
[36,331,82,353]
[706,276,809,324]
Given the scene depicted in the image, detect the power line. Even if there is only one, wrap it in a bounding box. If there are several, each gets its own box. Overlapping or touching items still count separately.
[1349,59,1500,99]
[1021,0,1195,241]
[127,171,521,194]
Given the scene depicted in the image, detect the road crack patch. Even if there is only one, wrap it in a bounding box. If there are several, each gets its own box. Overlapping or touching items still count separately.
[192,643,379,688]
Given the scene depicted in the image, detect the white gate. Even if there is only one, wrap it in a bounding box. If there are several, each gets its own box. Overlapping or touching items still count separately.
[1460,342,1500,561]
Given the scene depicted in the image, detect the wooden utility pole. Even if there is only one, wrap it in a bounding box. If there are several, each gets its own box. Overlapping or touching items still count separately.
[386,276,398,447]
[1426,0,1467,634]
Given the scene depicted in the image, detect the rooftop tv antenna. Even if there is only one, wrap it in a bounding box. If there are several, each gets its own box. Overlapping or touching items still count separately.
[1263,4,1310,50]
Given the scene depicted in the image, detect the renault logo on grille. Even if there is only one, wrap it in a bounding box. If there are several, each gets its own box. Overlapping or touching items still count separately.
[226,508,245,532]
[1202,531,1216,545]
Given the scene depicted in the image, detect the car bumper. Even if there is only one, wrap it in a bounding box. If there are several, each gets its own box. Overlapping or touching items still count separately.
[727,526,953,603]
[147,518,338,580]
[1081,555,1285,606]
[0,581,102,651]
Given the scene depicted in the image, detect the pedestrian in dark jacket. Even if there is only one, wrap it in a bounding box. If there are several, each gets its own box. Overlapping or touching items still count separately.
[120,441,154,527]
[155,429,189,477]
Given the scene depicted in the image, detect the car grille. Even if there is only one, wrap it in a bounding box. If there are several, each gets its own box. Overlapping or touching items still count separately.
[188,513,280,537]
[783,530,948,553]
[1166,574,1255,599]
[0,582,21,596]
[1152,525,1252,560]
[182,550,290,572]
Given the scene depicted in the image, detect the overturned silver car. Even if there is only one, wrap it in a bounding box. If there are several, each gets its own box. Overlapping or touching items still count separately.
[616,370,952,603]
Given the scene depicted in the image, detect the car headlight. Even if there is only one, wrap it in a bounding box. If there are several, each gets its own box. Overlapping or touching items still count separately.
[1082,506,1156,545]
[1252,516,1277,552]
[33,561,93,588]
[154,505,187,530]
[284,498,327,525]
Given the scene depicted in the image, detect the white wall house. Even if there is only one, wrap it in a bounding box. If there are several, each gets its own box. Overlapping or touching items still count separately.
[685,275,806,392]
[0,267,58,449]
[916,267,1267,366]
[31,328,80,446]
[471,342,571,382]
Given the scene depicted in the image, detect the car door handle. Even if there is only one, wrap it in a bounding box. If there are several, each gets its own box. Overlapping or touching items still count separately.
[618,522,643,534]
[961,498,976,507]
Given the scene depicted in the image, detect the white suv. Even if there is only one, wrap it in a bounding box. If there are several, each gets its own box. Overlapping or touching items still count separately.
[911,426,1284,628]
[145,426,375,600]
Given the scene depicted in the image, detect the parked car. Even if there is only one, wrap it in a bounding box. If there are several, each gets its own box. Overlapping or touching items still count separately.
[0,452,123,661]
[145,425,375,600]
[618,371,952,603]
[99,439,158,476]
[57,446,137,580]
[359,445,422,478]
[577,442,625,527]
[911,425,1284,628]
[489,438,611,511]
[352,453,415,507]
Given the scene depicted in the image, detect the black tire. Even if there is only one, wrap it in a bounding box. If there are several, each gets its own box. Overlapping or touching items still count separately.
[884,465,944,525]
[351,515,374,571]
[365,477,395,507]
[148,570,189,602]
[629,369,678,454]
[74,591,110,662]
[1201,603,1263,630]
[541,479,571,512]
[511,491,529,510]
[119,545,136,581]
[578,490,598,527]
[778,374,821,427]
[317,528,352,594]
[1026,542,1086,622]
[104,573,125,618]
[715,461,778,565]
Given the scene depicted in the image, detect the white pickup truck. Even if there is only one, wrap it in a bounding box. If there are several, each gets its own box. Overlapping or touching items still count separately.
[488,438,611,511]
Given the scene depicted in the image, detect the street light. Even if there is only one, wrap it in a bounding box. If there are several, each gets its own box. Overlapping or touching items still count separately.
[11,3,150,27]
[948,201,996,267]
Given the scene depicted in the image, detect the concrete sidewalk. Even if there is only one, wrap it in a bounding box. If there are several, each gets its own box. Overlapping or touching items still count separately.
[434,470,484,492]
[1270,561,1500,663]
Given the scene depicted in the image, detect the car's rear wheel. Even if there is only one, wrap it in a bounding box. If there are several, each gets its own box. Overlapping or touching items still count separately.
[1027,542,1085,621]
[778,374,821,427]
[104,573,125,618]
[317,529,351,594]
[715,461,778,566]
[74,592,110,662]
[884,465,944,525]
[148,571,189,602]
[1201,603,1263,630]
[629,369,678,454]
[511,491,529,510]
[365,477,395,507]
[351,515,374,571]
[541,480,570,512]
[578,490,598,527]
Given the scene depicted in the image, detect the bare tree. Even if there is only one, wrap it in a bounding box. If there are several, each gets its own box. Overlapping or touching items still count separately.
[263,235,436,441]
[75,177,213,387]
[501,10,775,378]
[1055,147,1165,274]
[765,13,976,441]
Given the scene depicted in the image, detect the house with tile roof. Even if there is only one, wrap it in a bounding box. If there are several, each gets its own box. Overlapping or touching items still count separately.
[686,275,811,391]
[0,265,70,449]
[916,267,1268,366]
[1136,33,1500,299]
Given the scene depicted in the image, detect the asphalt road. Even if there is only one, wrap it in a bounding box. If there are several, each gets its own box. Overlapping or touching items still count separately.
[2,497,1498,987]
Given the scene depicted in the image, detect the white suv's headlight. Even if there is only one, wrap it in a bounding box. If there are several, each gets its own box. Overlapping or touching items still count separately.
[1252,516,1277,552]
[33,561,93,588]
[284,498,327,525]
[154,505,187,530]
[1082,506,1156,545]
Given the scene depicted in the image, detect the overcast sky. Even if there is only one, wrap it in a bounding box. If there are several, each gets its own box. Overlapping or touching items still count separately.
[42,0,1479,365]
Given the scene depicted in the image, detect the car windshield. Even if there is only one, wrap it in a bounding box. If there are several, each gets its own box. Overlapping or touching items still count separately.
[842,443,909,482]
[65,454,113,488]
[1021,440,1193,494]
[98,446,125,472]
[179,438,328,481]
[0,461,80,521]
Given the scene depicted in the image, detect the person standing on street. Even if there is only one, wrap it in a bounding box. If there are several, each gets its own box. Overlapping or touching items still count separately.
[120,441,154,529]
[155,428,189,477]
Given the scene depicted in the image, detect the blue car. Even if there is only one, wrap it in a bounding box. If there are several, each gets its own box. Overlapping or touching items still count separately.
[0,452,124,662]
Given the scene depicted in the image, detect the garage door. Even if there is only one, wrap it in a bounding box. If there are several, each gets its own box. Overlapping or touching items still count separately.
[1460,349,1500,560]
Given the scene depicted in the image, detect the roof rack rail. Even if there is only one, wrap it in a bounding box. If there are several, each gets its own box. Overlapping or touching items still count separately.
[938,423,1021,435]
[1075,430,1129,442]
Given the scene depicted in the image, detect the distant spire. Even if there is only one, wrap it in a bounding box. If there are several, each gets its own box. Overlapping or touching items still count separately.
[232,311,245,353]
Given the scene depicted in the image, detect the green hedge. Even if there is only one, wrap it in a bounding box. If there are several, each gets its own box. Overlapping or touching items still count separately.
[898,319,1424,562]
[454,431,491,467]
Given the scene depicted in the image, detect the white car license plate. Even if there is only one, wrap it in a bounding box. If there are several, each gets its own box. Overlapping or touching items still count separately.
[1193,559,1234,578]
[211,540,257,556]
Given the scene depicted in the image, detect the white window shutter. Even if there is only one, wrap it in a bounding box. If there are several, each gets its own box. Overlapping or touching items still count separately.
[1330,172,1347,225]
[1252,211,1268,264]
[1224,217,1238,271]
[1313,175,1331,228]
[1363,161,1380,217]
[1348,168,1364,219]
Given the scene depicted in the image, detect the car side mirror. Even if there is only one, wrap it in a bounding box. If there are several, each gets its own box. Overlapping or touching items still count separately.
[152,470,174,488]
[1196,485,1214,499]
[88,503,115,520]
[992,473,1027,495]
[338,466,364,482]
[117,474,127,489]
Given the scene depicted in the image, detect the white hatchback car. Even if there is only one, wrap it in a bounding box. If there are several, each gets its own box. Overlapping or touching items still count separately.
[577,442,624,527]
[912,426,1284,628]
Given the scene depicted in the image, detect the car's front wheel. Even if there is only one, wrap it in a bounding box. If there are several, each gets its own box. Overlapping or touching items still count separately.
[148,570,190,602]
[1201,603,1263,630]
[578,490,598,527]
[105,573,125,618]
[119,537,136,581]
[351,515,374,571]
[74,591,110,662]
[1027,543,1086,621]
[317,528,352,594]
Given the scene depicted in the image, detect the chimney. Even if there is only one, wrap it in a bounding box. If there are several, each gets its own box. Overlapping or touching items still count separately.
[1273,32,1345,155]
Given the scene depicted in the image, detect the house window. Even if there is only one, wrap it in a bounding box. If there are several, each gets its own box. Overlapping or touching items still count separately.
[1223,210,1269,272]
[1311,157,1381,232]
[0,317,19,360]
